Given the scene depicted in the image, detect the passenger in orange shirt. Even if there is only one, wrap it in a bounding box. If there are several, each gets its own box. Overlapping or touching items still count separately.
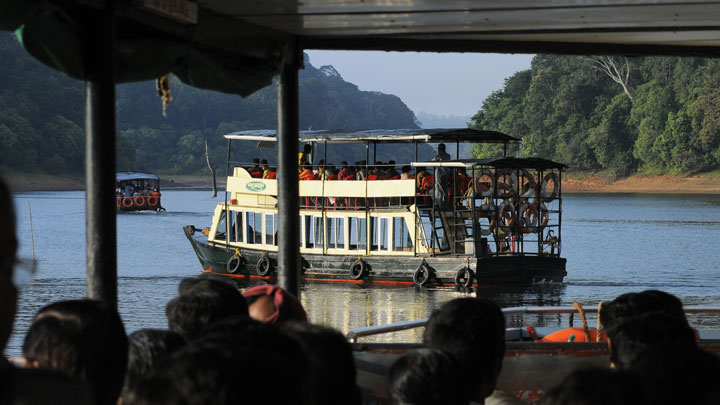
[299,164,315,180]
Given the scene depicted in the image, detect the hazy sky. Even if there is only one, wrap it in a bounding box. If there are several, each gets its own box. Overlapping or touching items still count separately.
[306,51,535,117]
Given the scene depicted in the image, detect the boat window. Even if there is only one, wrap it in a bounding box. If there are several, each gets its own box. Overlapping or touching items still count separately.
[371,217,390,251]
[303,215,323,249]
[228,210,236,242]
[234,211,243,243]
[246,212,262,244]
[327,217,345,250]
[303,215,313,248]
[215,211,227,241]
[264,213,278,246]
[349,217,366,251]
[393,217,413,251]
[314,216,324,249]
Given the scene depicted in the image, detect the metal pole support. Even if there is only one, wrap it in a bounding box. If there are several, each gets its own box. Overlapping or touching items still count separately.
[84,8,118,309]
[277,44,301,298]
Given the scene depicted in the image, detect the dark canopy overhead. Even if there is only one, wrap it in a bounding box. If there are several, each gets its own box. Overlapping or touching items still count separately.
[3,1,720,96]
[225,128,521,144]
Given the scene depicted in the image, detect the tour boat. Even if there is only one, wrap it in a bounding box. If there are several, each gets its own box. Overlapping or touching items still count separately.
[183,129,567,287]
[116,172,165,212]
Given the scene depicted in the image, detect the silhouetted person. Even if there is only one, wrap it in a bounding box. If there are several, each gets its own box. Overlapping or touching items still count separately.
[0,177,92,404]
[423,298,522,405]
[389,348,467,405]
[166,277,248,339]
[281,322,361,405]
[121,329,187,400]
[599,289,687,332]
[22,299,127,405]
[432,143,451,209]
[541,367,646,405]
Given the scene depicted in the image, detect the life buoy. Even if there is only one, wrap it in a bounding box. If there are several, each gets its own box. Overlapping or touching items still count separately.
[227,254,242,274]
[497,169,518,198]
[519,202,539,233]
[147,196,159,208]
[350,259,367,280]
[474,169,495,197]
[498,200,516,232]
[540,327,606,342]
[134,196,146,207]
[122,197,133,208]
[116,198,121,208]
[413,263,433,287]
[454,267,474,287]
[541,172,559,203]
[520,169,538,199]
[256,255,273,276]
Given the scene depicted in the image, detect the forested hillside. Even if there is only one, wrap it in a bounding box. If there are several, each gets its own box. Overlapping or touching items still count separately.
[471,55,720,177]
[0,33,420,175]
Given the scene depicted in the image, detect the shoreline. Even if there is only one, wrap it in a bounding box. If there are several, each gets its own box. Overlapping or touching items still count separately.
[6,172,720,194]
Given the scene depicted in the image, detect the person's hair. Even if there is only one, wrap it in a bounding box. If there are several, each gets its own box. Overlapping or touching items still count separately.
[261,159,268,165]
[303,144,312,152]
[438,143,446,152]
[252,157,260,164]
[341,161,348,167]
[122,329,187,398]
[401,165,411,174]
[423,298,505,399]
[166,277,248,339]
[22,299,128,405]
[130,343,301,405]
[281,322,360,405]
[389,348,466,405]
[607,311,697,369]
[600,290,686,331]
[541,367,645,405]
[629,346,720,405]
[388,160,396,165]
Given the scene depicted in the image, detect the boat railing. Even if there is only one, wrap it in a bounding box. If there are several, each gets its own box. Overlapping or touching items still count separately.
[346,305,720,343]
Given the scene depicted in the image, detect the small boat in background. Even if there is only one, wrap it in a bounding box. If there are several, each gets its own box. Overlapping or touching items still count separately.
[116,172,165,212]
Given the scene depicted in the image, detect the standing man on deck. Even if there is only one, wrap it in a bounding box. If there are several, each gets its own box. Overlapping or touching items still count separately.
[432,143,452,209]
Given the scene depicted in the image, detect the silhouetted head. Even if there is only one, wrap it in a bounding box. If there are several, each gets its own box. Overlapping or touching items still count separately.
[0,176,17,352]
[23,299,128,405]
[122,329,187,398]
[303,144,312,153]
[389,348,467,405]
[281,322,360,405]
[438,143,446,152]
[600,290,686,331]
[542,367,645,405]
[423,298,505,402]
[166,277,248,339]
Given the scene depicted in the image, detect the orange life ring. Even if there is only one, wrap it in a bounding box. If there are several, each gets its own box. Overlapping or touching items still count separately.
[541,172,559,202]
[540,327,607,342]
[116,198,121,208]
[519,203,539,233]
[122,197,133,208]
[474,169,495,197]
[147,196,159,207]
[497,169,518,198]
[134,196,146,206]
[498,200,516,232]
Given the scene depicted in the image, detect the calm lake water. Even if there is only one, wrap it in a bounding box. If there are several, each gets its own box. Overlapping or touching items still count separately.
[5,190,720,355]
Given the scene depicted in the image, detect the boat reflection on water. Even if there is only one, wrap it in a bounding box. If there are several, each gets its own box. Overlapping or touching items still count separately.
[217,276,567,343]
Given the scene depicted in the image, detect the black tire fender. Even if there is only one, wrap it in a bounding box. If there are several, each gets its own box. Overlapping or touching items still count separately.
[227,254,242,274]
[350,259,367,280]
[256,255,273,276]
[454,267,474,287]
[413,263,433,287]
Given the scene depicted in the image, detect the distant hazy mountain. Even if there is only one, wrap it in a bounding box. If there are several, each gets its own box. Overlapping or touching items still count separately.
[415,111,471,129]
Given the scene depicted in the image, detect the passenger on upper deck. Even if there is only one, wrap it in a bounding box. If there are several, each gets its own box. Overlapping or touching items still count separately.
[249,158,263,178]
[299,144,312,172]
[299,164,317,180]
[338,161,351,179]
[355,161,367,181]
[432,143,452,209]
[401,165,413,180]
[386,160,400,179]
[415,167,430,190]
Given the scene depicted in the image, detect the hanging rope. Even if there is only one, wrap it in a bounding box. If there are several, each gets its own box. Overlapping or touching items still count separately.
[572,301,591,342]
[596,301,604,342]
[156,74,173,117]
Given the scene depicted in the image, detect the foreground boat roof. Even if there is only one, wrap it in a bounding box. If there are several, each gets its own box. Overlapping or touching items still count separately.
[413,157,567,170]
[116,172,159,182]
[225,128,521,144]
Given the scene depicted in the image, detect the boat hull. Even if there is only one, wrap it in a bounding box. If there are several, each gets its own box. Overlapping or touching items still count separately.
[184,225,566,286]
[116,196,164,212]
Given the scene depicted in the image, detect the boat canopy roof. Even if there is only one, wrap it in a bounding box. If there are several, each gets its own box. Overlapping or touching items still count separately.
[412,157,567,170]
[116,172,159,182]
[224,128,521,144]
